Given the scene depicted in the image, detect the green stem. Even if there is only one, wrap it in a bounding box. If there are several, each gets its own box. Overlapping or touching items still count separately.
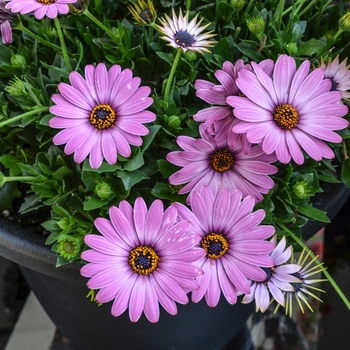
[54,17,72,72]
[186,0,191,12]
[83,9,119,45]
[14,21,62,51]
[164,49,182,108]
[297,0,317,17]
[0,107,49,128]
[278,223,350,310]
[276,0,286,33]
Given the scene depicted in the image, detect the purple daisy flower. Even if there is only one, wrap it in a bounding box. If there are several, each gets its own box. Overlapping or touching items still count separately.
[227,54,349,165]
[49,63,156,169]
[320,55,350,99]
[5,0,76,19]
[80,198,205,323]
[166,123,277,204]
[173,186,275,307]
[0,0,14,44]
[242,236,302,312]
[194,59,274,150]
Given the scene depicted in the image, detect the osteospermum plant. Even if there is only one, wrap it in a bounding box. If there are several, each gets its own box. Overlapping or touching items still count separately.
[1,0,350,323]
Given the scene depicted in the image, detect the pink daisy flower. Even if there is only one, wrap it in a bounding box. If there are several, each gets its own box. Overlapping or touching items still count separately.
[320,55,350,98]
[166,123,277,204]
[80,198,205,323]
[227,54,349,165]
[242,236,302,312]
[194,59,274,150]
[49,63,156,169]
[5,0,76,19]
[173,186,275,307]
[0,0,14,44]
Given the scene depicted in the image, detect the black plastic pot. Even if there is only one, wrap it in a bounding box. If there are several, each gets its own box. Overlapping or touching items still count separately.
[0,181,348,350]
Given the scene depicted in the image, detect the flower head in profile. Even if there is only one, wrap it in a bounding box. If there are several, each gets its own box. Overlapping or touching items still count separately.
[0,0,14,44]
[320,55,350,98]
[49,63,156,169]
[80,198,205,323]
[194,59,274,150]
[242,236,302,312]
[156,8,216,53]
[5,0,76,19]
[166,123,277,204]
[276,249,327,317]
[128,0,156,26]
[228,54,349,165]
[173,186,275,307]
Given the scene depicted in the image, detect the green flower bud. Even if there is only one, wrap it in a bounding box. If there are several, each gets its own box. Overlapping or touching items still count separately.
[5,77,27,97]
[56,235,81,259]
[11,54,26,69]
[94,181,112,199]
[293,179,313,199]
[184,50,197,62]
[339,12,350,32]
[168,115,181,129]
[247,16,265,36]
[230,0,245,10]
[286,42,298,55]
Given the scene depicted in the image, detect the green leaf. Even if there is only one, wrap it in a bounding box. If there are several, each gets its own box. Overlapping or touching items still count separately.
[141,125,161,152]
[294,203,330,223]
[117,170,149,191]
[297,39,325,56]
[124,150,144,171]
[83,197,108,211]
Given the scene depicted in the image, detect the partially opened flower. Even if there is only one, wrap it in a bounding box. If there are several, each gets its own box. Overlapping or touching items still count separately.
[228,54,349,165]
[128,0,156,26]
[320,55,350,98]
[166,123,277,204]
[194,59,274,150]
[277,249,327,317]
[156,8,216,53]
[81,198,205,323]
[0,0,14,44]
[5,0,76,19]
[242,236,302,312]
[173,186,275,307]
[49,63,156,169]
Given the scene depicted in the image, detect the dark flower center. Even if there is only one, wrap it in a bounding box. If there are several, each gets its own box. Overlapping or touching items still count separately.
[201,233,229,259]
[36,0,56,4]
[290,271,304,292]
[90,104,116,130]
[140,9,153,24]
[273,103,299,130]
[261,266,275,283]
[330,77,339,91]
[128,245,159,275]
[210,149,234,172]
[174,30,195,48]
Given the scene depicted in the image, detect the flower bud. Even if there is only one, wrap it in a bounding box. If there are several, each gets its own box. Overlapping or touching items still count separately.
[168,115,181,128]
[94,181,112,199]
[339,12,350,32]
[230,0,245,10]
[11,53,26,68]
[185,50,197,62]
[293,179,313,199]
[56,235,81,259]
[286,42,298,55]
[5,77,27,97]
[247,16,265,36]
